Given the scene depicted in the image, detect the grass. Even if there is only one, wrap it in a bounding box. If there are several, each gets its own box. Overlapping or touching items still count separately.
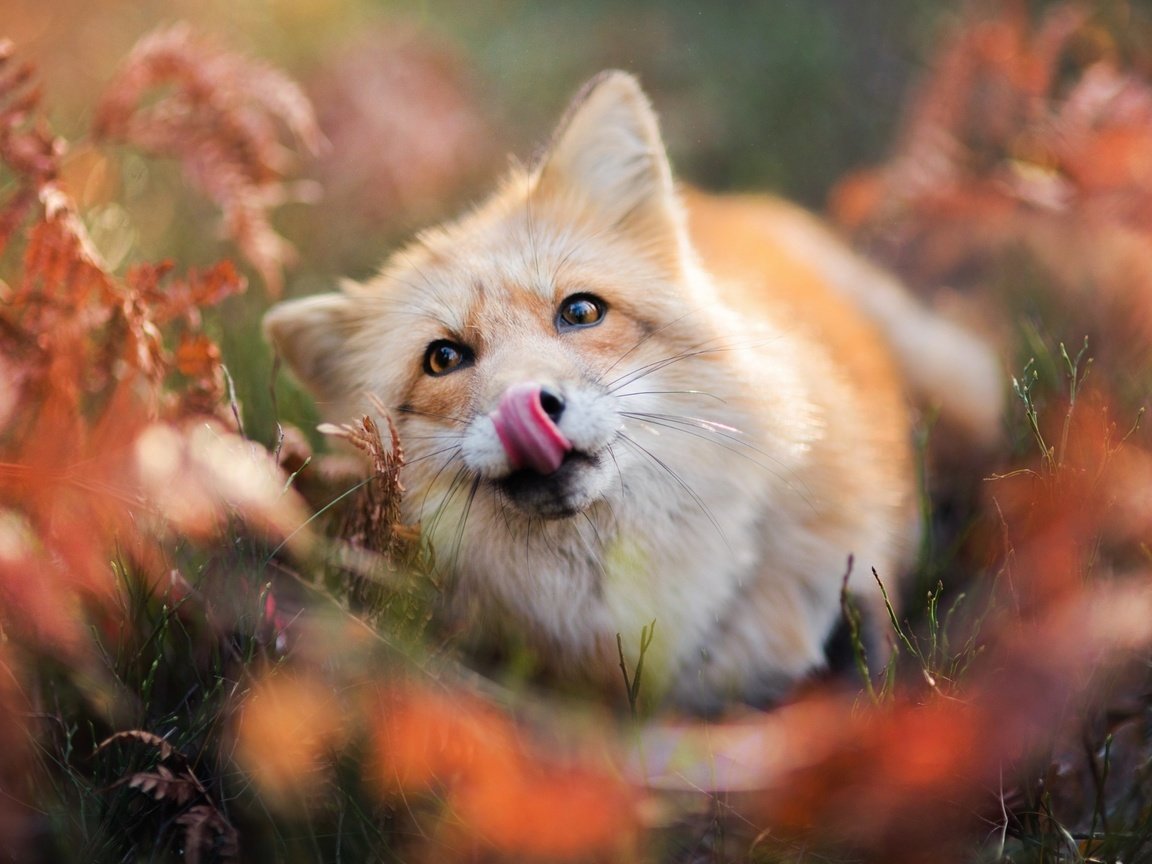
[4,3,1152,862]
[10,269,1152,864]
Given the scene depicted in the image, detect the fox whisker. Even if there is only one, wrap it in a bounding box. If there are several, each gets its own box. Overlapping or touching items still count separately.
[404,444,465,467]
[447,475,482,577]
[616,432,728,549]
[579,510,602,549]
[606,442,626,501]
[596,310,698,380]
[424,463,473,541]
[627,411,742,434]
[416,447,466,520]
[620,412,816,512]
[614,388,728,404]
[606,341,744,393]
[396,406,470,426]
[607,334,784,394]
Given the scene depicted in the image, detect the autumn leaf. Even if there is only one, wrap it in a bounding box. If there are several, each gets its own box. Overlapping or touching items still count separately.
[233,671,347,810]
[94,23,323,296]
[369,684,639,859]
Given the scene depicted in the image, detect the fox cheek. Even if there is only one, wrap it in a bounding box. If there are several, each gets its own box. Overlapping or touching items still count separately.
[558,388,620,450]
[460,415,510,479]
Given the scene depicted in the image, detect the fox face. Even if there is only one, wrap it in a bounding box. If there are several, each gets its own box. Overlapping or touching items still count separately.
[268,115,746,519]
[264,71,961,711]
[392,244,690,523]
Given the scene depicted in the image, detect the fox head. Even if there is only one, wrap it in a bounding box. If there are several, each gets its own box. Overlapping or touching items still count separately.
[264,71,759,529]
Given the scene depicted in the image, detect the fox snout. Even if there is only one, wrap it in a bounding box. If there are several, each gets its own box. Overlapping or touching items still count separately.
[489,383,573,475]
[458,375,619,519]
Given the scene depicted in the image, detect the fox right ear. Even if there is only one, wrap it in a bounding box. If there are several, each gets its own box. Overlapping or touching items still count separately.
[535,71,689,273]
[263,292,359,402]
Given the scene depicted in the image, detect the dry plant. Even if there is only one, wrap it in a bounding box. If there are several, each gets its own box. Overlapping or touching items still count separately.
[832,0,1152,379]
[96,731,238,864]
[0,30,312,862]
[319,396,417,566]
[307,25,497,234]
[816,2,1152,859]
[94,22,324,296]
[3,9,1152,864]
[316,398,431,630]
[0,36,308,653]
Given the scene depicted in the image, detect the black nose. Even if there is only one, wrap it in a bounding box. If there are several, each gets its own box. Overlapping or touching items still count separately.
[539,387,565,423]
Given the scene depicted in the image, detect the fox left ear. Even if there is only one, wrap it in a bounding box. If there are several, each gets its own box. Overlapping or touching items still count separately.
[535,71,689,272]
[263,291,360,406]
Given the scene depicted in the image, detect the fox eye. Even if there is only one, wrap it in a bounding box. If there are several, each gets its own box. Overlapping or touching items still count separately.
[423,340,472,376]
[557,293,606,329]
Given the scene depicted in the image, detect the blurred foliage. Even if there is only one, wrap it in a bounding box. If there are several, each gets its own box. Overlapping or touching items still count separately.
[5,2,1152,862]
[6,0,971,444]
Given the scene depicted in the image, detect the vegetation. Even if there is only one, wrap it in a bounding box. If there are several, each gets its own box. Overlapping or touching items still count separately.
[2,1,1152,862]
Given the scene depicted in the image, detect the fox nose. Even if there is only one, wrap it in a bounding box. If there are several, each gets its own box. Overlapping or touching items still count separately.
[489,383,573,475]
[539,387,566,423]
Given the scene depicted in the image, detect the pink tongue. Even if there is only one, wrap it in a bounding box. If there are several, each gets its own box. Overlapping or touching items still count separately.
[490,383,572,474]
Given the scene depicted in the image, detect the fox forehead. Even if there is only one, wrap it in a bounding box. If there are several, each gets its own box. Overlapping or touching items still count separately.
[374,195,662,345]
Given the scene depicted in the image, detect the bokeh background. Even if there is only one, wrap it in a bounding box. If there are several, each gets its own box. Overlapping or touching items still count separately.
[6,0,970,442]
[8,3,1152,861]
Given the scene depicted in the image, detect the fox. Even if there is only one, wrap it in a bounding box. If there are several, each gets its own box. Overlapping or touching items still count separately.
[263,71,1003,714]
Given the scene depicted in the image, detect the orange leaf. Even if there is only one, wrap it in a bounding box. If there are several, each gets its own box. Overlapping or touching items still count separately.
[175,333,220,379]
[234,672,347,810]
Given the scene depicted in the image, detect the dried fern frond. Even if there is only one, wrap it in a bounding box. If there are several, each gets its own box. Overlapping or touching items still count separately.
[831,1,1152,373]
[94,23,323,296]
[120,260,246,413]
[98,730,237,864]
[1,45,246,416]
[0,45,293,664]
[127,766,199,806]
[319,395,416,564]
[177,803,239,864]
[0,40,62,257]
[96,729,178,762]
[319,398,426,624]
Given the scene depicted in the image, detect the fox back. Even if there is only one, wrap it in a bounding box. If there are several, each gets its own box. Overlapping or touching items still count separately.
[264,72,1001,712]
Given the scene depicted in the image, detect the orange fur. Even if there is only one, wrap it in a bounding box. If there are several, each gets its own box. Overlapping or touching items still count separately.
[264,72,1001,712]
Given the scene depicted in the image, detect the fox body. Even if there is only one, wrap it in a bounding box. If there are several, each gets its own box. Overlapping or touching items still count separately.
[265,73,1001,712]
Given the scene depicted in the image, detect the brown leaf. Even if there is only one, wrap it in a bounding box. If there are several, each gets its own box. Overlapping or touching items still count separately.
[176,803,238,864]
[127,767,199,805]
[0,44,61,256]
[94,23,322,295]
[98,729,236,864]
[175,333,221,379]
[96,729,178,763]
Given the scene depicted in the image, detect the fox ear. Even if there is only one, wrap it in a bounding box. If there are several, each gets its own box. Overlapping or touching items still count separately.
[536,71,687,270]
[263,292,359,403]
